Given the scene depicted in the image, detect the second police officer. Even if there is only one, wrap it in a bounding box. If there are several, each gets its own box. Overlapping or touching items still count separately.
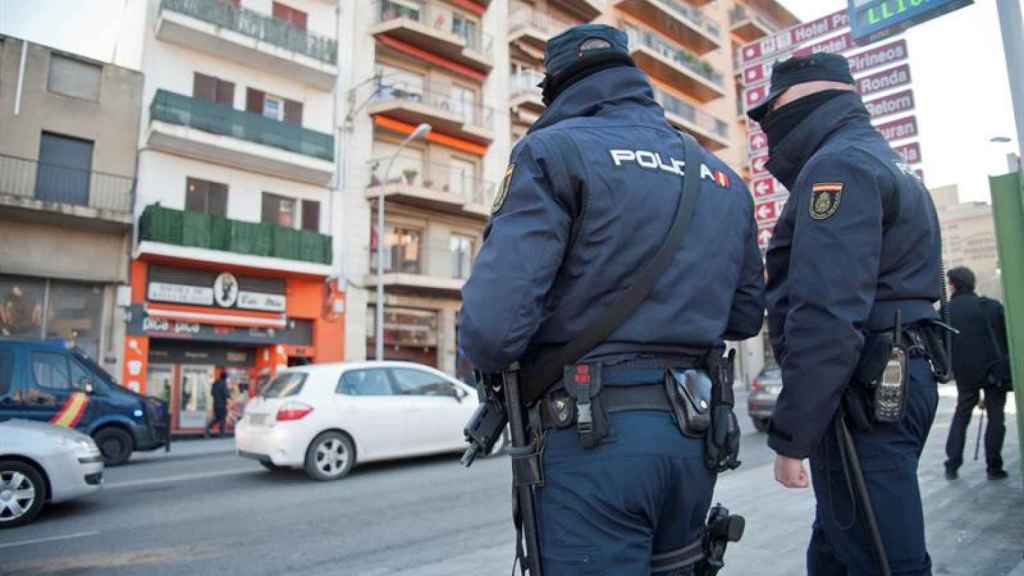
[461,25,764,575]
[748,54,945,575]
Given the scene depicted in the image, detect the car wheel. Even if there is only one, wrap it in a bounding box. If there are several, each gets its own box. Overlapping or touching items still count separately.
[94,427,134,467]
[259,461,287,472]
[0,460,46,529]
[304,432,355,481]
[752,417,771,434]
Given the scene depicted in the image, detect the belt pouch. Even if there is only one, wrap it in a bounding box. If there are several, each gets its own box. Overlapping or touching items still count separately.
[563,363,607,449]
[665,369,712,438]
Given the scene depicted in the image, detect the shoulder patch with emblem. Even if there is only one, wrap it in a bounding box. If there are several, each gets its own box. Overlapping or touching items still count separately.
[491,163,515,215]
[809,182,843,220]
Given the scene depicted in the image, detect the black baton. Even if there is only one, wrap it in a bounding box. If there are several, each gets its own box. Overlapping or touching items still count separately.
[504,368,543,576]
[836,411,891,576]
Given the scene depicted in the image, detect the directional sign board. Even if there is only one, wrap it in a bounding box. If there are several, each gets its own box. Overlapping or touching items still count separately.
[893,142,922,164]
[748,131,768,154]
[757,226,774,249]
[875,115,918,142]
[849,0,974,45]
[857,63,912,97]
[847,38,908,75]
[864,89,915,119]
[754,198,787,224]
[750,154,770,176]
[739,9,849,67]
[751,177,781,199]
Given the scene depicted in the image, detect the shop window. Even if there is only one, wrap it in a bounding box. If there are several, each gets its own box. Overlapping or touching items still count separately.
[0,348,13,396]
[338,369,393,396]
[391,368,452,397]
[45,281,104,362]
[32,351,70,390]
[186,177,228,216]
[302,200,320,232]
[272,1,307,30]
[370,224,421,274]
[36,132,93,206]
[262,192,297,228]
[0,277,46,339]
[450,234,474,280]
[48,53,101,101]
[192,72,235,105]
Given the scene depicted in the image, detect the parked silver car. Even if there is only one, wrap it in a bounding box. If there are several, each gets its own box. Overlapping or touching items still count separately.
[0,418,104,528]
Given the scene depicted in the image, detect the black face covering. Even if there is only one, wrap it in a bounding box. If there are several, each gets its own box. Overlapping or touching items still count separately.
[761,90,850,152]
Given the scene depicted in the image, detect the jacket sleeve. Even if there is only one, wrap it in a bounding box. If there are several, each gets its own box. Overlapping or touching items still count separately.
[725,195,766,341]
[768,151,886,459]
[459,138,573,373]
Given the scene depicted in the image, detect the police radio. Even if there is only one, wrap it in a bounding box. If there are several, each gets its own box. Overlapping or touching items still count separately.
[873,311,909,424]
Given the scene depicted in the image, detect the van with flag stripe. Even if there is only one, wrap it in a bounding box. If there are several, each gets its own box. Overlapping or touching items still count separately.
[0,339,170,466]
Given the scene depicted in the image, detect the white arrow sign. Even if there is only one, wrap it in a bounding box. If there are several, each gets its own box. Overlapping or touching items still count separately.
[757,227,774,247]
[750,155,769,175]
[752,177,776,198]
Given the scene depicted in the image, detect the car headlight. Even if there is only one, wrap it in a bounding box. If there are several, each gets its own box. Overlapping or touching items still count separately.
[62,436,101,457]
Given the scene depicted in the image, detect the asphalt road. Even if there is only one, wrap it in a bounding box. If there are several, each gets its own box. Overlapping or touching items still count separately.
[0,394,777,576]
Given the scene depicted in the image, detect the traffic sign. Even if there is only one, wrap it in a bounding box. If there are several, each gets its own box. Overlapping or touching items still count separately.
[754,198,786,224]
[893,142,922,164]
[739,9,849,67]
[847,38,908,75]
[857,63,912,97]
[742,62,772,87]
[793,32,855,58]
[875,115,918,142]
[750,154,770,176]
[744,85,770,111]
[864,89,915,119]
[751,177,782,198]
[748,131,768,153]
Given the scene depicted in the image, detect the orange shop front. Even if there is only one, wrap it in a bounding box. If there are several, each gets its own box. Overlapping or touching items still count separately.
[121,259,344,434]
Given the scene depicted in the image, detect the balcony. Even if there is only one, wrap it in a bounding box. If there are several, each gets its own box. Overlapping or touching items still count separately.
[365,246,470,297]
[366,80,495,145]
[729,5,777,43]
[146,90,335,185]
[509,70,545,114]
[624,26,726,103]
[650,88,730,151]
[0,154,134,230]
[364,158,494,221]
[550,0,604,20]
[137,205,333,275]
[612,0,720,55]
[371,0,493,74]
[508,8,578,53]
[156,0,338,91]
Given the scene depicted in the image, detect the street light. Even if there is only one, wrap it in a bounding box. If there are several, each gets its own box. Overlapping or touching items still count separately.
[375,122,431,362]
[989,136,1020,172]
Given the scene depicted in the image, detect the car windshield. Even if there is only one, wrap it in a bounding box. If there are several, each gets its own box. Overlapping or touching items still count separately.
[262,372,307,398]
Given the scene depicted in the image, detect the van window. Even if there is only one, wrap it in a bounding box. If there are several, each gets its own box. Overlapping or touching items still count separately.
[32,351,70,390]
[0,348,13,396]
[262,372,307,398]
[70,359,93,391]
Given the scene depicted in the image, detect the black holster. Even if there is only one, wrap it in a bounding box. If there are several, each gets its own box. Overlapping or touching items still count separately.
[703,349,741,473]
[665,368,712,438]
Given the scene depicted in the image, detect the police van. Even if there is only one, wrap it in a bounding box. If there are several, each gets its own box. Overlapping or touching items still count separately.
[0,338,170,465]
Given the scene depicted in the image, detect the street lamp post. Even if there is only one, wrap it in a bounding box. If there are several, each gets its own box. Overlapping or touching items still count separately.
[375,123,431,362]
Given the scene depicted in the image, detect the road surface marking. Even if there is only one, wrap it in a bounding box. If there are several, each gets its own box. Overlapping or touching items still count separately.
[0,530,100,550]
[106,468,256,489]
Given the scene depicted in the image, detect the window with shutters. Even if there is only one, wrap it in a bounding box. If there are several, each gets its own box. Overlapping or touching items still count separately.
[262,193,297,228]
[246,88,302,124]
[301,200,320,232]
[48,54,101,101]
[185,177,228,216]
[193,73,235,105]
[272,2,308,30]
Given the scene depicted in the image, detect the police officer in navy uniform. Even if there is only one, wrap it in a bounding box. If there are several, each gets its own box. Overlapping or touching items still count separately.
[461,25,764,575]
[748,54,943,575]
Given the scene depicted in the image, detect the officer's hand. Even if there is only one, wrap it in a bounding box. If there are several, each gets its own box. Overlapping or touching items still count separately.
[774,455,809,489]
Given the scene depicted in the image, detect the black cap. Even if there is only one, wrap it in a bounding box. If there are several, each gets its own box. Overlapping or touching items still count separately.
[747,53,855,123]
[543,24,630,79]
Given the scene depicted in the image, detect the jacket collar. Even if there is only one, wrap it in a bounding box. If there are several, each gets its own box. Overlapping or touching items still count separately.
[530,66,662,133]
[765,91,872,188]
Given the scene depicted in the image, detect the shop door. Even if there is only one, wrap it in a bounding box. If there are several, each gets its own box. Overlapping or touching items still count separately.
[178,365,215,430]
[148,364,175,417]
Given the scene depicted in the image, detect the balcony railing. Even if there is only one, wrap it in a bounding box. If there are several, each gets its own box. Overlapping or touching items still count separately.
[367,156,495,207]
[624,26,724,87]
[150,89,335,162]
[508,7,577,39]
[729,5,778,32]
[139,204,332,265]
[657,0,721,38]
[371,77,494,132]
[0,154,134,214]
[368,245,475,283]
[651,87,729,139]
[510,69,545,100]
[373,0,494,55]
[159,0,337,65]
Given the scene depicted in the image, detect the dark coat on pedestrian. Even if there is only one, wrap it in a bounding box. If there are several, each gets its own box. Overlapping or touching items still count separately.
[947,291,1008,389]
[211,374,229,416]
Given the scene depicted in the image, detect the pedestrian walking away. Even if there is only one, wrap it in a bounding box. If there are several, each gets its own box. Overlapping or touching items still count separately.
[942,266,1012,481]
[749,53,950,576]
[461,24,764,575]
[206,370,229,438]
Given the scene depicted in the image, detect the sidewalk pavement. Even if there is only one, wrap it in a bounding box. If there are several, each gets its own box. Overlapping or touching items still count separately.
[398,386,1023,576]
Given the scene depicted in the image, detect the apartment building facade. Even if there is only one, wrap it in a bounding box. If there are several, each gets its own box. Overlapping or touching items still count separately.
[931,184,1003,302]
[126,0,344,433]
[0,36,142,379]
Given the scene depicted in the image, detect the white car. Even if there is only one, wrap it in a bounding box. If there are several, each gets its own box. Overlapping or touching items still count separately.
[236,362,483,481]
[0,418,104,528]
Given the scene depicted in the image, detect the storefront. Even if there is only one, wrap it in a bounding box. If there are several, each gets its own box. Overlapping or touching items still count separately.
[122,259,344,434]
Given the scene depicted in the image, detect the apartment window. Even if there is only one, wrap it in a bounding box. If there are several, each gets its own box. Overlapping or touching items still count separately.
[193,73,235,105]
[185,177,228,216]
[377,64,424,102]
[450,234,474,280]
[272,2,307,30]
[450,85,476,123]
[246,89,303,124]
[48,54,101,101]
[452,12,479,49]
[371,140,424,187]
[448,157,477,202]
[301,200,320,232]
[262,193,297,228]
[371,224,421,274]
[35,132,93,206]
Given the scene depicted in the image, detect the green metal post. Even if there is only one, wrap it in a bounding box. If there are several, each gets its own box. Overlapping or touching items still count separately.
[988,170,1024,487]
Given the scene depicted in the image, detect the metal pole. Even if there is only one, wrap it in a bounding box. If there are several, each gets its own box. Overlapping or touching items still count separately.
[375,124,430,361]
[997,0,1024,161]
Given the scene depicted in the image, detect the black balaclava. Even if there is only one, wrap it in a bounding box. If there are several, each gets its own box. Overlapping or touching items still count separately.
[761,89,849,152]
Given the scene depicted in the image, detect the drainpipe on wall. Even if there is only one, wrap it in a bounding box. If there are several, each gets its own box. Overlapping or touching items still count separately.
[14,39,27,116]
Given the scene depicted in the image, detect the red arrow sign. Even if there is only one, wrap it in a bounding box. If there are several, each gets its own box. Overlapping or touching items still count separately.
[757,227,774,248]
[748,131,768,153]
[751,177,777,198]
[744,85,769,110]
[750,154,769,175]
[742,62,771,87]
[755,199,783,223]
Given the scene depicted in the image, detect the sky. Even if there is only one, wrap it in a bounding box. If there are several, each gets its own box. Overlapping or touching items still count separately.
[0,0,1020,203]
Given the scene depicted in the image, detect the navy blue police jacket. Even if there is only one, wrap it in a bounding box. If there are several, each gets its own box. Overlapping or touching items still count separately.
[764,91,942,459]
[460,66,765,377]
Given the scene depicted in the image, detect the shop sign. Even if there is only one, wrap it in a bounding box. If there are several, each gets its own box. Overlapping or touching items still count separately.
[238,291,286,312]
[142,317,201,335]
[849,0,973,45]
[129,305,313,346]
[148,282,213,307]
[148,266,286,313]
